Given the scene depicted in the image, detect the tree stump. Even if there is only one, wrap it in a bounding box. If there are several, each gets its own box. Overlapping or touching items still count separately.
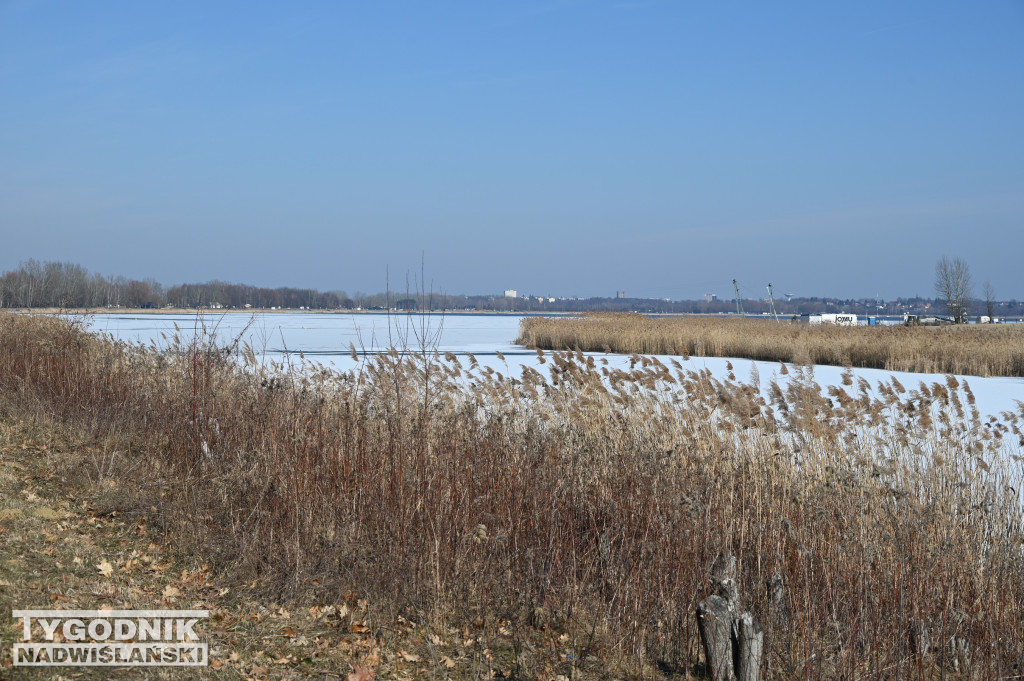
[734,613,764,681]
[696,595,735,681]
[695,553,763,681]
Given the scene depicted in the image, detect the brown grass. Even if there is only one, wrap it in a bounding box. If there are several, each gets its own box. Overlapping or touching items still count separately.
[517,313,1024,377]
[2,309,1024,679]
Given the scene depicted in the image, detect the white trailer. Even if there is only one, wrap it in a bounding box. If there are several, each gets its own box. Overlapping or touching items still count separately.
[809,313,858,326]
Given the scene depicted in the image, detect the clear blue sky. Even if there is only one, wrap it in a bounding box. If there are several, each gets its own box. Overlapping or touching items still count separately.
[2,1,1022,300]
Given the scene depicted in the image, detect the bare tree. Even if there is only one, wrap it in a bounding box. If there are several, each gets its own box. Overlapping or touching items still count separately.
[934,256,973,323]
[982,281,996,320]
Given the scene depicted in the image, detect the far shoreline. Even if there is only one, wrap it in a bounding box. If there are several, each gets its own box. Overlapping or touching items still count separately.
[12,306,574,316]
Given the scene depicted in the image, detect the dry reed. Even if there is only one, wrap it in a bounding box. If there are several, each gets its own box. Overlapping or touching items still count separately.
[2,310,1024,679]
[517,313,1024,377]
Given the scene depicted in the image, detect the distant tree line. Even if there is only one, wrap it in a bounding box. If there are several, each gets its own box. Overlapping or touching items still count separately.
[0,260,345,310]
[0,260,165,309]
[1,259,1020,318]
[164,281,349,310]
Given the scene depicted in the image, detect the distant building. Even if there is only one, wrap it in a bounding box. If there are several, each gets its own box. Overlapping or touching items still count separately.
[704,293,718,303]
[504,289,517,298]
[616,291,626,299]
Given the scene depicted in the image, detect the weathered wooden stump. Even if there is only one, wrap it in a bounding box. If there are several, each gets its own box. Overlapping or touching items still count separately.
[734,613,764,681]
[696,595,735,681]
[695,553,763,681]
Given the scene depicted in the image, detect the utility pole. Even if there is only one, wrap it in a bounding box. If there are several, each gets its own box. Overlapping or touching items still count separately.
[733,279,744,316]
[767,283,779,322]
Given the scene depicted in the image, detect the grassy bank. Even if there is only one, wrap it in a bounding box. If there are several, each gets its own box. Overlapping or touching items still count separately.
[517,313,1024,377]
[2,310,1024,678]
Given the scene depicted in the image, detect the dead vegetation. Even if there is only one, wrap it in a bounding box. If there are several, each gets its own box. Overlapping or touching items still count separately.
[2,310,1024,679]
[517,313,1024,377]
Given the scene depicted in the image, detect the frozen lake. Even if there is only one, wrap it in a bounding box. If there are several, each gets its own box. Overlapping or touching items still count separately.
[81,311,1024,421]
[83,311,527,360]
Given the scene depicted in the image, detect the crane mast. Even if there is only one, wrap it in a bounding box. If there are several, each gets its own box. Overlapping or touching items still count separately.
[767,283,779,322]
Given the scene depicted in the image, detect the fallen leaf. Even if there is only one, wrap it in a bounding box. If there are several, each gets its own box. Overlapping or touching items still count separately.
[441,655,456,668]
[400,651,421,662]
[347,664,376,681]
[162,585,181,599]
[96,560,114,577]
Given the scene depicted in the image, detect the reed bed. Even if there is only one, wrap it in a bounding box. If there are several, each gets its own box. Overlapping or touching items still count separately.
[518,313,1024,377]
[2,310,1024,679]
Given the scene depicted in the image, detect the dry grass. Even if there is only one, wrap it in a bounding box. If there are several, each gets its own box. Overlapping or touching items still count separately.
[2,310,1024,679]
[0,418,492,680]
[517,313,1024,377]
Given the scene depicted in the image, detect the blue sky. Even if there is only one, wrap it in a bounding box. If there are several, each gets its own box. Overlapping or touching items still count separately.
[2,1,1022,300]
